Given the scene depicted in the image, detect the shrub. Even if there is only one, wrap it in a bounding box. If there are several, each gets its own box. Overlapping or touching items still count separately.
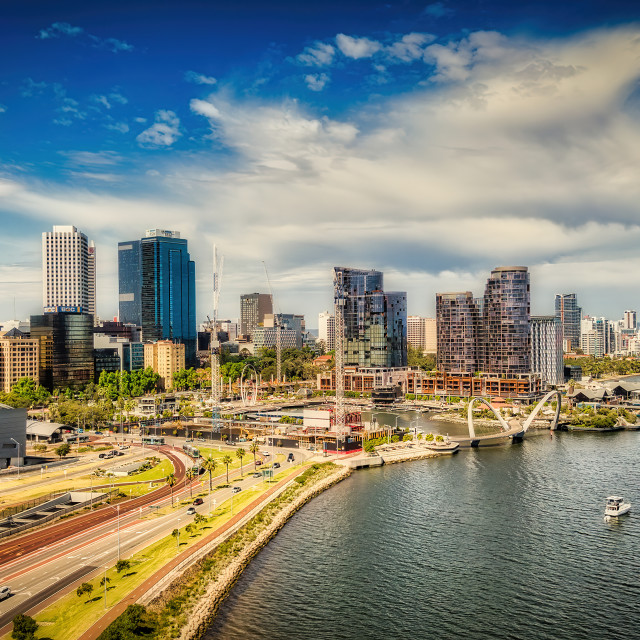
[11,613,38,640]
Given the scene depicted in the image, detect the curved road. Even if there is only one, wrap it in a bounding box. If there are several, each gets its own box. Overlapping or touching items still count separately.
[0,446,187,566]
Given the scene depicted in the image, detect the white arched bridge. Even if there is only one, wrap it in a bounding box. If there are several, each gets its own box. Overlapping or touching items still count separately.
[453,390,562,447]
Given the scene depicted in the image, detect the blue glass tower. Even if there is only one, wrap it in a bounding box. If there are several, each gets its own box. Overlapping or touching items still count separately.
[118,230,196,365]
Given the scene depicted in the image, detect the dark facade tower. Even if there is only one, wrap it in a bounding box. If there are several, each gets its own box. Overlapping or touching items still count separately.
[436,292,481,373]
[240,293,273,338]
[482,266,531,375]
[333,267,407,368]
[30,311,94,390]
[118,230,196,365]
[554,293,581,352]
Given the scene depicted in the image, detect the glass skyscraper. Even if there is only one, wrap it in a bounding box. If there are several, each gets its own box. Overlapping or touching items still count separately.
[333,267,407,368]
[554,293,581,352]
[118,230,196,365]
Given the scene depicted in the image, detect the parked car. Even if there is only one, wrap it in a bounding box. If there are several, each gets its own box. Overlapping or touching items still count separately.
[193,498,204,506]
[252,472,262,478]
[186,507,196,515]
[273,462,280,469]
[232,486,242,494]
[0,586,12,601]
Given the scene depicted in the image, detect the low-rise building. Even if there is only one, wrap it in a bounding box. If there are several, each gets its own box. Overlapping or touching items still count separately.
[0,403,26,468]
[0,329,40,393]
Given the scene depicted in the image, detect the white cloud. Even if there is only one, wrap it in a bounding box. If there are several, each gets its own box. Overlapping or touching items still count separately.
[37,22,84,39]
[296,41,336,66]
[3,26,640,323]
[136,110,181,148]
[304,73,330,92]
[37,21,133,52]
[59,151,123,166]
[386,33,435,62]
[335,34,382,59]
[185,71,217,85]
[92,94,112,109]
[423,2,454,19]
[105,121,129,133]
[0,104,6,114]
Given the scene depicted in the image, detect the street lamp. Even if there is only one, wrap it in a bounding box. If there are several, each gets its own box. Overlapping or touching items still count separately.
[9,438,20,479]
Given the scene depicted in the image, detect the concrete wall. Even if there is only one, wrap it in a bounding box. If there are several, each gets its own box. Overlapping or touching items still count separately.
[0,406,27,468]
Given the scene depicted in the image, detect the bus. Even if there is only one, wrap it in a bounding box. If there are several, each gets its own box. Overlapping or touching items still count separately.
[183,443,200,458]
[64,434,90,444]
[142,436,166,445]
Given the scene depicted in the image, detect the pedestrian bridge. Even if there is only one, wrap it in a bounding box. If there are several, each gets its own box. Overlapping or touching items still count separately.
[450,390,562,447]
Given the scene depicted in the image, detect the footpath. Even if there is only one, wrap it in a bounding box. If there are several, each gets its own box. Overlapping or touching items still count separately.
[77,465,309,640]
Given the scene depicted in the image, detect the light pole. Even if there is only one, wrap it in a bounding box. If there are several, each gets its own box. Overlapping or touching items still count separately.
[117,505,121,560]
[103,565,108,610]
[9,438,20,478]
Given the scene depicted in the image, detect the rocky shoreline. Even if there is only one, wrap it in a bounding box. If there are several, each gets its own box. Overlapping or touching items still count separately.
[148,464,352,640]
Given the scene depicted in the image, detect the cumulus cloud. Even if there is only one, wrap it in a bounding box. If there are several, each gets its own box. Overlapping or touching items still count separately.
[4,26,640,322]
[136,110,181,147]
[386,32,435,62]
[36,21,133,52]
[185,71,217,85]
[336,34,382,59]
[296,41,336,66]
[304,73,330,91]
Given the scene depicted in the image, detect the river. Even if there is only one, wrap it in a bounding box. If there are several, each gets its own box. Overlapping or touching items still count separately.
[204,429,640,639]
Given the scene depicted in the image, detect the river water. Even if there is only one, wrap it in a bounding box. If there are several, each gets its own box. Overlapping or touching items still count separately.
[205,430,640,640]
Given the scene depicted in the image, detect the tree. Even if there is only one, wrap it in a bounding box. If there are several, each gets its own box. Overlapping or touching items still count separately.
[236,448,246,476]
[202,456,218,491]
[100,576,111,588]
[166,473,176,505]
[186,468,196,498]
[115,559,131,573]
[55,442,71,459]
[249,441,259,469]
[11,613,38,640]
[221,454,233,484]
[76,582,94,599]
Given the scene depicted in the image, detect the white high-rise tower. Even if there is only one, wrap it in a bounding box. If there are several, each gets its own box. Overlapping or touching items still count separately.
[42,225,96,316]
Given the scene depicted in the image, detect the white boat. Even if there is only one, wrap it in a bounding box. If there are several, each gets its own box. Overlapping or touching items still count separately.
[604,496,631,518]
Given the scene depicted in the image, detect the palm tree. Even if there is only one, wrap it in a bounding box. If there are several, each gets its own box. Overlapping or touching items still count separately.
[186,468,196,498]
[236,448,246,476]
[202,456,218,491]
[221,454,233,484]
[249,441,259,469]
[166,472,176,506]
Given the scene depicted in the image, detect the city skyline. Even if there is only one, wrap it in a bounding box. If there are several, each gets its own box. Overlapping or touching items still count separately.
[2,2,640,322]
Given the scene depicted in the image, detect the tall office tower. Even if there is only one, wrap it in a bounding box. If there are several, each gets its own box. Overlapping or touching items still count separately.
[554,293,582,352]
[436,292,481,373]
[240,293,272,338]
[530,316,563,386]
[333,267,407,368]
[30,310,94,390]
[42,226,96,316]
[118,230,196,365]
[318,311,335,351]
[483,266,530,375]
[424,317,437,354]
[623,310,637,331]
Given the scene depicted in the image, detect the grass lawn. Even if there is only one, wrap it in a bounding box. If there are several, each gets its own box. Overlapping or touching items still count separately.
[128,458,174,482]
[6,462,311,640]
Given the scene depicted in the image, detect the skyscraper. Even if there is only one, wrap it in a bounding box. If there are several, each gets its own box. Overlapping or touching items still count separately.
[436,292,481,373]
[42,225,96,316]
[118,230,196,365]
[318,311,335,351]
[333,267,407,368]
[240,293,272,338]
[482,266,530,375]
[554,293,582,352]
[530,315,563,386]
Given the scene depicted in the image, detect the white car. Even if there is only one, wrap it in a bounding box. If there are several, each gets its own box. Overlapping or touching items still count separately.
[0,585,11,601]
[261,451,271,456]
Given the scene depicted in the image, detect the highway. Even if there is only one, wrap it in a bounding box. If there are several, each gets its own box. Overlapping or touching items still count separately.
[0,445,309,630]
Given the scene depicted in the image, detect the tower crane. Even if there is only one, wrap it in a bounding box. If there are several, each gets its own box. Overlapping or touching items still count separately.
[211,245,224,431]
[262,262,282,384]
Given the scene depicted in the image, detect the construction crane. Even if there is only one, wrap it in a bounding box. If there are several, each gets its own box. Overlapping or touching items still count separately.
[333,269,346,437]
[262,261,282,384]
[211,245,224,431]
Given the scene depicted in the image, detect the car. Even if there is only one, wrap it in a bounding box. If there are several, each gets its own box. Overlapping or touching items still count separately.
[273,462,280,469]
[255,459,263,466]
[252,472,262,478]
[185,438,193,442]
[186,507,196,515]
[115,451,125,456]
[119,445,130,450]
[193,498,204,506]
[0,586,12,601]
[197,438,205,442]
[287,453,294,462]
[232,486,242,494]
[261,451,270,456]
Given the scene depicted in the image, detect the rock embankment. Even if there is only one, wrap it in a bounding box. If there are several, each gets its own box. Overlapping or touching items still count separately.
[152,464,351,640]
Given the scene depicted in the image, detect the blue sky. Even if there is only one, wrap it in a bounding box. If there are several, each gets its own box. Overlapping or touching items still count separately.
[1,1,640,327]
